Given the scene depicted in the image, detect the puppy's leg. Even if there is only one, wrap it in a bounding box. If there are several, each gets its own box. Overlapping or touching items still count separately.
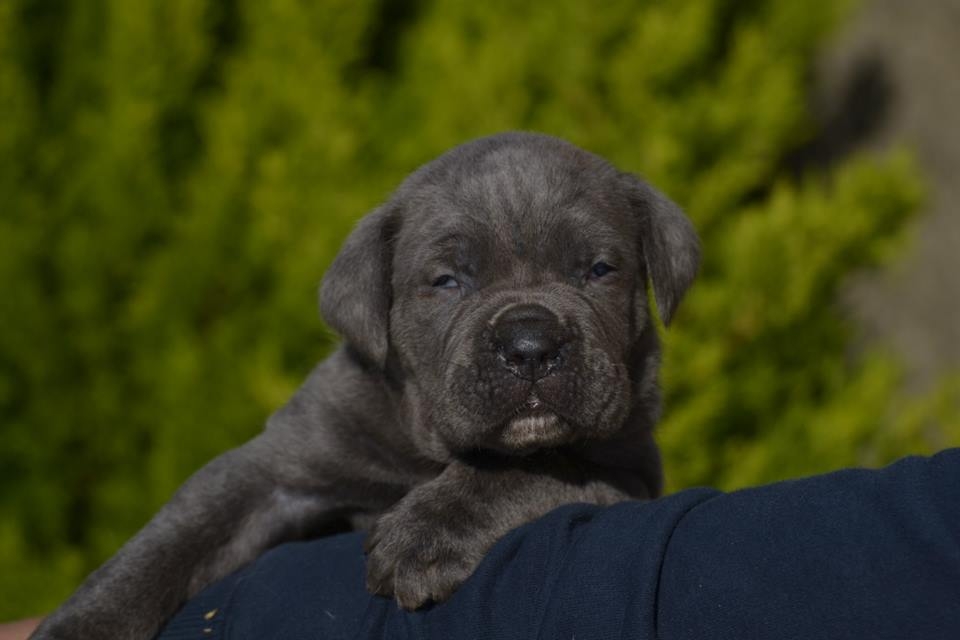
[30,435,335,640]
[365,454,641,609]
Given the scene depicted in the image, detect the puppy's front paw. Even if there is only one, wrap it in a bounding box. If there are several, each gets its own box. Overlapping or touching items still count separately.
[364,492,486,609]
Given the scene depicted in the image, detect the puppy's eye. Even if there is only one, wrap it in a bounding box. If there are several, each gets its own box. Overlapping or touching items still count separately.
[432,274,460,289]
[589,262,616,279]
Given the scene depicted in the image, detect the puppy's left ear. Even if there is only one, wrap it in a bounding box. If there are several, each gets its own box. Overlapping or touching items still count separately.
[621,174,700,325]
[319,205,399,368]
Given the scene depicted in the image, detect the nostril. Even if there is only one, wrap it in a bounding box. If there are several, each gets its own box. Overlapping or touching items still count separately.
[502,348,527,368]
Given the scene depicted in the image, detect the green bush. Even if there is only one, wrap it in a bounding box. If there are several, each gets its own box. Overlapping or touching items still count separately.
[1,0,957,618]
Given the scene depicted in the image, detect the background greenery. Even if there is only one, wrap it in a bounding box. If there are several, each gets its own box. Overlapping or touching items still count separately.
[2,0,958,618]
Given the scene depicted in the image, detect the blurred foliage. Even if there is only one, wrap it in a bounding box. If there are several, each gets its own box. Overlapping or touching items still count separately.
[1,0,958,619]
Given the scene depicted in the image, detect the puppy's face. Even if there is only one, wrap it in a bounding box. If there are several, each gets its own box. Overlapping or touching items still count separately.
[321,133,699,459]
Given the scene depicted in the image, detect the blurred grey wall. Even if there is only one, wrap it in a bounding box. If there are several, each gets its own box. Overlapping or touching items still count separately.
[818,0,960,389]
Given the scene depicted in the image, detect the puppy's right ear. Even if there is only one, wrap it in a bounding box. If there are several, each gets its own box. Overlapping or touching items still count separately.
[319,205,398,368]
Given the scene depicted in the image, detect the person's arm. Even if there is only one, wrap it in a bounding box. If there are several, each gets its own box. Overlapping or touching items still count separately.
[148,448,960,639]
[13,449,958,639]
[658,448,960,639]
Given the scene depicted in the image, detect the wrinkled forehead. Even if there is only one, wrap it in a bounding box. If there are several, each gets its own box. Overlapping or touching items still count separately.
[392,169,633,275]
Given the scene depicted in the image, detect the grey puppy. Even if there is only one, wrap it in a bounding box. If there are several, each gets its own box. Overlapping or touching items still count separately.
[31,132,699,639]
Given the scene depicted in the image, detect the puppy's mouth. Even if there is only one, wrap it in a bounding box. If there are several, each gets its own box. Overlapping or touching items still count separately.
[498,393,571,452]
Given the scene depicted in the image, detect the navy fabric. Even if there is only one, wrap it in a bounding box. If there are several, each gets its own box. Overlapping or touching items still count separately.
[157,449,960,640]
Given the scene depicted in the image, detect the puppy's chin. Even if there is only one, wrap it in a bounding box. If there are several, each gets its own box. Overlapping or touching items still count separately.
[495,412,571,454]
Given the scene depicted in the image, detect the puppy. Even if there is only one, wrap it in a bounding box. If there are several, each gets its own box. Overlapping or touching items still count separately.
[31,132,699,639]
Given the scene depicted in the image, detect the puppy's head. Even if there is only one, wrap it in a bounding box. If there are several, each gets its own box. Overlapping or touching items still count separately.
[321,132,698,458]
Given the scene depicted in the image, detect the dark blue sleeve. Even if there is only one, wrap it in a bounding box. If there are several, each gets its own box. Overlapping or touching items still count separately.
[157,449,960,640]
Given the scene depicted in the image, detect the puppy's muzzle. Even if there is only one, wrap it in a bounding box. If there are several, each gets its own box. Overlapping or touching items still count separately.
[493,304,567,381]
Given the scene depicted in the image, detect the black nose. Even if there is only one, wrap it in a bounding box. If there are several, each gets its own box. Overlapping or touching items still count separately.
[493,304,566,381]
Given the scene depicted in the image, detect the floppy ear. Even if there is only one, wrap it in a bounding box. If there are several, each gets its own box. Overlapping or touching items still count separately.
[621,174,700,325]
[319,205,399,367]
